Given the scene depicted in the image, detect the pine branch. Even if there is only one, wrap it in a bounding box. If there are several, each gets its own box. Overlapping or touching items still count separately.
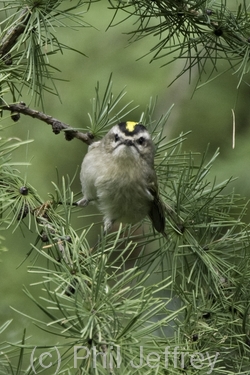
[108,0,250,85]
[1,102,94,144]
[0,1,89,103]
[0,7,30,60]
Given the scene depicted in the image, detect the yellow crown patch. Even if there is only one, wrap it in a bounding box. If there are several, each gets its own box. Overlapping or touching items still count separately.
[125,121,137,132]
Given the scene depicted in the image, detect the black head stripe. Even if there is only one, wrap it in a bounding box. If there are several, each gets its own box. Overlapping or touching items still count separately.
[118,122,147,136]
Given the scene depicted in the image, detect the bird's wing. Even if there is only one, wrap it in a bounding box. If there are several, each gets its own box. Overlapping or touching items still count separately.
[147,182,166,234]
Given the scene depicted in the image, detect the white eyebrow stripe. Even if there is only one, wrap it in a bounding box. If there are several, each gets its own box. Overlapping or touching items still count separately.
[111,126,151,141]
[134,131,151,139]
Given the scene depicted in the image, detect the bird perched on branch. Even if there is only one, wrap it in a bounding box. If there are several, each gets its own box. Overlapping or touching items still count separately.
[78,121,166,236]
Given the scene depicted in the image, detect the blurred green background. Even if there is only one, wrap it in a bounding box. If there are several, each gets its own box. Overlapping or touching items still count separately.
[1,0,250,356]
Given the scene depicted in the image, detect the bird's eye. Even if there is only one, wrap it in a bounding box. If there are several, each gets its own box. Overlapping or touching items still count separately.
[114,134,119,142]
[137,137,145,145]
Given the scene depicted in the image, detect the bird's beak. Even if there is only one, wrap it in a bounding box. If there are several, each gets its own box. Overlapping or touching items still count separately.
[123,139,134,146]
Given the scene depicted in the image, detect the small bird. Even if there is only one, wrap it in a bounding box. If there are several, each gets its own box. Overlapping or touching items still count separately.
[78,121,166,236]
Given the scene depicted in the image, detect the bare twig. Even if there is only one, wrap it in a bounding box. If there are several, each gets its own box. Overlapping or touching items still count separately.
[1,102,94,145]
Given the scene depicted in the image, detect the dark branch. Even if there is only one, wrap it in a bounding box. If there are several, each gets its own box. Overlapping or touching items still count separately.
[1,102,94,145]
[0,8,30,59]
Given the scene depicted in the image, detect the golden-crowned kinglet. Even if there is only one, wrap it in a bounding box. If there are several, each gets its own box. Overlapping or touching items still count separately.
[78,121,166,235]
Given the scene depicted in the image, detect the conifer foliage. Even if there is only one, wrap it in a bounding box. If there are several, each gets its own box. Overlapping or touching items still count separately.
[0,1,250,374]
